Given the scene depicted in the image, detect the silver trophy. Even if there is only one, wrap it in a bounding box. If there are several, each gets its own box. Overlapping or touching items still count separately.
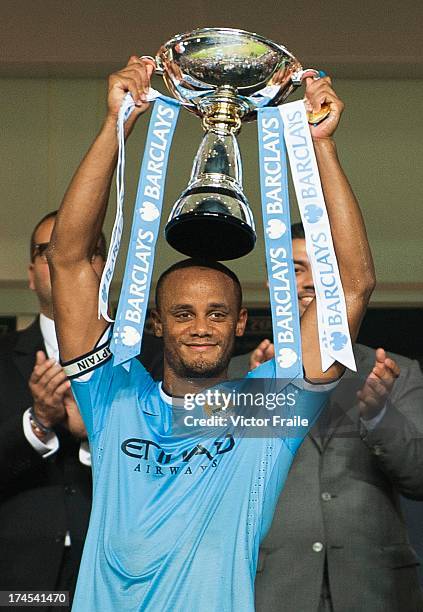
[151,28,327,260]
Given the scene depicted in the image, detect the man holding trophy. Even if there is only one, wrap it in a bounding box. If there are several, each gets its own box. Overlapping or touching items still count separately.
[48,30,379,611]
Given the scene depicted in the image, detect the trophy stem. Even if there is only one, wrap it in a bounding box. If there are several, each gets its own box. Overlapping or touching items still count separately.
[199,87,249,136]
[202,101,242,134]
[165,126,256,260]
[189,131,243,184]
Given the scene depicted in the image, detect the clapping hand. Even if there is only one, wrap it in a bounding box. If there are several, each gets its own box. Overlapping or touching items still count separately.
[357,348,400,420]
[249,339,275,370]
[29,351,87,439]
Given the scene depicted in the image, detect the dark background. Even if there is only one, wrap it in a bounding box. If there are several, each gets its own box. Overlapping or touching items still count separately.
[233,307,423,367]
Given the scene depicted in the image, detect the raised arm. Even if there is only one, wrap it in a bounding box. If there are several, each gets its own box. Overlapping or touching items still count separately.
[47,57,155,362]
[300,77,376,381]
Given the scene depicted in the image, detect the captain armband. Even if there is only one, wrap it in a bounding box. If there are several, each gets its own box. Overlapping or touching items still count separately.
[61,340,112,380]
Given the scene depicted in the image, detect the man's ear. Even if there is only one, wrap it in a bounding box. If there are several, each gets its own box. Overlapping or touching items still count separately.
[28,264,35,292]
[235,307,248,337]
[150,309,163,338]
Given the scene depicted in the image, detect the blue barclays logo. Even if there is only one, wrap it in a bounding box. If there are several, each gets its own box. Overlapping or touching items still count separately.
[304,205,323,224]
[330,332,348,351]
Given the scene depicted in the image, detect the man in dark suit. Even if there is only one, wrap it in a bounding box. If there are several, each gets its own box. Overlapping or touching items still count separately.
[253,223,423,611]
[0,211,105,605]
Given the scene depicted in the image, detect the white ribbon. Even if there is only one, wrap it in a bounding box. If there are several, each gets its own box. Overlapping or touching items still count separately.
[97,88,165,322]
[278,100,356,372]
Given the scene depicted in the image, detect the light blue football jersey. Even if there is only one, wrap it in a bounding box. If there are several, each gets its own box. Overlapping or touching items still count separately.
[69,350,333,612]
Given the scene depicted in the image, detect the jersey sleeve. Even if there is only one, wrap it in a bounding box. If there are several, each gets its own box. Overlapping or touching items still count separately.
[62,328,153,439]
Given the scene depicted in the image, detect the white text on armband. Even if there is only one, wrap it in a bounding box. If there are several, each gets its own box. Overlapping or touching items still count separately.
[62,342,112,380]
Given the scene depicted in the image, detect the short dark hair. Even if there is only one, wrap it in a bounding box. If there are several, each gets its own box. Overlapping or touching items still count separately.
[30,210,107,262]
[155,259,242,311]
[291,222,305,240]
[30,211,58,262]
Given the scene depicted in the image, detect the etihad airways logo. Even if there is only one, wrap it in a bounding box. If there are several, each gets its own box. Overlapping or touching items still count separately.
[121,434,235,476]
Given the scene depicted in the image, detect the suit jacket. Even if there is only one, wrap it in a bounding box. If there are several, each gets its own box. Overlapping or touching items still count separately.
[0,318,92,592]
[255,344,423,612]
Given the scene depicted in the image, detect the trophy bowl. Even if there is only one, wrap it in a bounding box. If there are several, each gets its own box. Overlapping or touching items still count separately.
[156,28,303,121]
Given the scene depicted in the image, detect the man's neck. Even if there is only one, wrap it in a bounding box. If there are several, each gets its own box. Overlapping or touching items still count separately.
[162,366,228,398]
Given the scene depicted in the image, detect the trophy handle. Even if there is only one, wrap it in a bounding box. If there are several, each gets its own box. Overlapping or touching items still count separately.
[292,68,330,125]
[140,55,164,75]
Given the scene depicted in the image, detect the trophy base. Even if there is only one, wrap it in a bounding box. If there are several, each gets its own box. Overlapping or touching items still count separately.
[165,212,256,260]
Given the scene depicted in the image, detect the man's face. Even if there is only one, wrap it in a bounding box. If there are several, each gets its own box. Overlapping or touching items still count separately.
[28,216,105,318]
[153,267,247,379]
[28,217,55,317]
[292,238,315,316]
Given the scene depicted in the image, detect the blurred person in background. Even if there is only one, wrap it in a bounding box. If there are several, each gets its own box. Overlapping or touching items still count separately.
[0,211,102,605]
[253,222,423,612]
